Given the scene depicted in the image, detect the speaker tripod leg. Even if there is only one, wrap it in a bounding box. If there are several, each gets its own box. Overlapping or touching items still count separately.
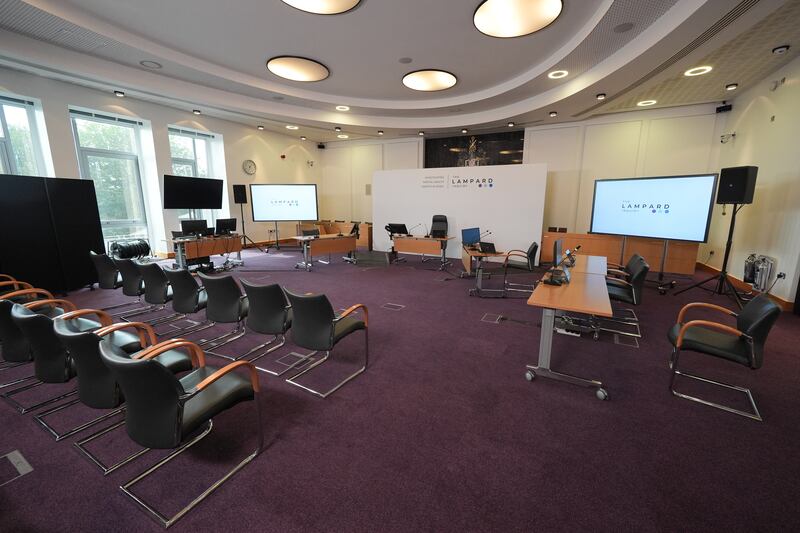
[673,273,720,296]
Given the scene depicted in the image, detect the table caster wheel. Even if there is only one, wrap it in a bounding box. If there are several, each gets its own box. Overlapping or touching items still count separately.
[593,331,599,341]
[525,370,535,381]
[596,388,608,401]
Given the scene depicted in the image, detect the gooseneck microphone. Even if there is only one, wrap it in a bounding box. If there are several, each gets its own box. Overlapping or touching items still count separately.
[480,230,492,238]
[407,223,422,235]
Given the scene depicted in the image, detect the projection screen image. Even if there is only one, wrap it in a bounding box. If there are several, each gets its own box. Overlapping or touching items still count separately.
[589,174,718,242]
[250,184,319,221]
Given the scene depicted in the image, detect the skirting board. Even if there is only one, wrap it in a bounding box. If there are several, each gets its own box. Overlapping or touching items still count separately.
[694,262,793,311]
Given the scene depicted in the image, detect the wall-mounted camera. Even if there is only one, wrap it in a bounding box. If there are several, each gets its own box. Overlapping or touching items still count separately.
[720,132,736,144]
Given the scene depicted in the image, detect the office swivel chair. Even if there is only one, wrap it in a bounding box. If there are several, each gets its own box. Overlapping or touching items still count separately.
[502,242,539,294]
[135,263,182,326]
[240,281,293,372]
[0,288,51,388]
[98,338,262,528]
[162,268,213,336]
[667,295,780,421]
[197,273,249,357]
[284,291,368,398]
[114,258,155,318]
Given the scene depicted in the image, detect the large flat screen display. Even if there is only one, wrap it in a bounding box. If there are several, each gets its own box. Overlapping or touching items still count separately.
[163,175,223,209]
[590,174,718,242]
[250,184,319,221]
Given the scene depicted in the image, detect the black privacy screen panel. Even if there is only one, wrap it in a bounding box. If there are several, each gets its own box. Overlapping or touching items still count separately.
[424,130,524,168]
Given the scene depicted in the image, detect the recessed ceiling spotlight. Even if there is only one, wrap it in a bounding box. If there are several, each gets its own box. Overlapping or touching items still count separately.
[473,0,562,38]
[192,109,201,115]
[267,56,330,82]
[300,136,307,140]
[637,100,657,107]
[337,134,349,139]
[725,83,738,91]
[377,130,384,136]
[418,131,425,136]
[281,0,361,15]
[549,111,557,117]
[334,126,342,132]
[403,70,457,91]
[272,95,285,101]
[772,45,790,55]
[547,70,568,79]
[461,128,468,134]
[398,57,413,64]
[335,105,350,111]
[286,125,299,130]
[507,121,515,127]
[684,65,713,77]
[596,93,607,100]
[139,60,162,69]
[612,22,634,33]
[257,125,265,130]
[114,90,125,98]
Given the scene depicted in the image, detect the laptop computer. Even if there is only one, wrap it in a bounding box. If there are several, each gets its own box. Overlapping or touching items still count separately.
[479,241,496,253]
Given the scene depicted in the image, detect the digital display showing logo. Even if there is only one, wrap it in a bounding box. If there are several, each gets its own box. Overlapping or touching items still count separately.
[621,200,670,214]
[270,199,299,207]
[450,176,494,189]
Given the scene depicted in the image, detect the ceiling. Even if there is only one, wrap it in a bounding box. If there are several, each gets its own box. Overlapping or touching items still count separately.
[0,0,797,142]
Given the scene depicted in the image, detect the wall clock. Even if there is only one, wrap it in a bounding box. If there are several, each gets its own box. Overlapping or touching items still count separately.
[242,159,257,175]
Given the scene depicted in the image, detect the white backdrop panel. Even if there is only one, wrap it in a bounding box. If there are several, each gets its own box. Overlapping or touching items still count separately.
[373,164,547,261]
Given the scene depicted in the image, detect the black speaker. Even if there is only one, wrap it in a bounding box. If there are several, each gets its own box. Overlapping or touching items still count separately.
[233,184,247,204]
[717,166,757,204]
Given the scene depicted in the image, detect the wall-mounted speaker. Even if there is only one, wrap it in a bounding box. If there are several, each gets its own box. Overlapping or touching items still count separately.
[233,184,247,204]
[717,166,757,204]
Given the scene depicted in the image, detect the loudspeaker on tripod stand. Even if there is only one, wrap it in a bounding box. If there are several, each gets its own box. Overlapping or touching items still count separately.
[717,166,757,204]
[232,184,266,253]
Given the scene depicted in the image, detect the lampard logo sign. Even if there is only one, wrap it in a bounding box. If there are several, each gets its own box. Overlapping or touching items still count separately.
[450,176,494,189]
[621,200,670,214]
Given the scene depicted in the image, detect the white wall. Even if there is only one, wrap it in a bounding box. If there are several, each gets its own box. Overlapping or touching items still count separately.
[701,56,800,302]
[0,66,322,253]
[318,138,423,222]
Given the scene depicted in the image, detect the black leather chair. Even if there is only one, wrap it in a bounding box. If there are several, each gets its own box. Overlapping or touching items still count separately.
[284,291,368,398]
[667,295,781,421]
[4,298,80,413]
[240,281,293,372]
[90,251,123,290]
[596,256,650,338]
[606,253,643,282]
[135,263,181,325]
[430,215,448,239]
[0,281,33,372]
[98,338,262,528]
[0,288,51,388]
[302,229,320,237]
[114,258,154,318]
[162,268,213,336]
[197,273,249,356]
[502,241,539,294]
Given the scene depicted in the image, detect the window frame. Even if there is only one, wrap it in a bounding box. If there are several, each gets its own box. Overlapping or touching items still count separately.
[168,126,218,221]
[0,94,48,176]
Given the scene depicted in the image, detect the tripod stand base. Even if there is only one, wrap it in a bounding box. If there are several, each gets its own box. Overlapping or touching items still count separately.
[674,272,744,308]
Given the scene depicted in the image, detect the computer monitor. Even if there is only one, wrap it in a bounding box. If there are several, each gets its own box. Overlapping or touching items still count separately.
[461,227,480,246]
[553,239,563,266]
[386,223,409,235]
[180,219,208,236]
[215,218,237,235]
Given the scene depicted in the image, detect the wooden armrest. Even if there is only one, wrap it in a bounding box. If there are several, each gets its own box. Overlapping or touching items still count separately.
[506,249,527,255]
[0,274,15,282]
[95,322,156,349]
[606,268,629,278]
[135,339,205,368]
[1,288,54,301]
[677,302,737,324]
[606,277,632,288]
[192,360,259,393]
[676,320,746,348]
[23,299,77,312]
[0,280,32,291]
[57,309,113,327]
[339,303,369,326]
[607,261,623,268]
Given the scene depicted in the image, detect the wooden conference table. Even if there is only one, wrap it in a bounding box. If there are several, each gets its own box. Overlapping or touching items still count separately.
[292,234,357,271]
[391,235,454,269]
[168,234,242,269]
[525,254,613,399]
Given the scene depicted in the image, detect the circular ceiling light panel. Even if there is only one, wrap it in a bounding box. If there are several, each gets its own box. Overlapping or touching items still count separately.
[281,0,361,15]
[725,83,738,91]
[637,100,657,107]
[684,65,712,77]
[474,0,562,38]
[402,70,457,91]
[267,56,330,82]
[286,125,300,130]
[139,60,162,69]
[547,70,568,79]
[337,134,350,139]
[335,105,350,111]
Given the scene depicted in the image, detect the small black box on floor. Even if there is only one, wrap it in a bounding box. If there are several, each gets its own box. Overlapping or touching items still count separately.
[717,166,757,204]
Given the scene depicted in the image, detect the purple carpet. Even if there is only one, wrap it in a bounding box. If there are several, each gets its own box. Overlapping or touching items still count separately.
[2,248,800,532]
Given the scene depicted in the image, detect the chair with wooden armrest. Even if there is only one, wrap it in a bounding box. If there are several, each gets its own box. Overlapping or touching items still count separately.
[238,281,293,371]
[0,280,33,296]
[97,338,262,528]
[502,241,539,294]
[197,273,249,356]
[605,253,643,280]
[0,274,15,282]
[3,299,79,413]
[162,267,213,337]
[284,291,368,398]
[0,289,54,381]
[667,295,781,421]
[114,258,157,319]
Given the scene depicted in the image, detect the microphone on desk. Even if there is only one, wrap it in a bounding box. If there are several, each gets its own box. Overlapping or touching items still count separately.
[480,230,492,238]
[407,223,422,235]
[423,224,429,238]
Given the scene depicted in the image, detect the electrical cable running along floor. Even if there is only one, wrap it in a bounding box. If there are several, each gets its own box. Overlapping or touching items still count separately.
[2,249,799,532]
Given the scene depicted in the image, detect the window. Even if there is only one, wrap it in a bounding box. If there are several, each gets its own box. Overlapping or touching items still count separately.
[0,94,47,176]
[168,127,217,221]
[71,110,149,243]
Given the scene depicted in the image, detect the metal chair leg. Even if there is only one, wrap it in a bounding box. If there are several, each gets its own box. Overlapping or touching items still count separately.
[0,360,28,372]
[256,348,317,377]
[285,328,369,398]
[237,334,285,363]
[202,324,247,359]
[34,399,126,441]
[2,382,78,414]
[669,349,762,421]
[74,420,151,476]
[161,319,216,339]
[0,373,36,389]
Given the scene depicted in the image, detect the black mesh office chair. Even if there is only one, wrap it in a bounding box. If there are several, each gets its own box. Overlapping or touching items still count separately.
[502,241,539,294]
[284,291,368,398]
[4,299,80,413]
[197,273,249,356]
[135,263,181,325]
[667,295,781,421]
[240,281,293,372]
[0,288,51,388]
[98,338,262,528]
[114,258,154,318]
[430,215,448,238]
[163,268,213,336]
